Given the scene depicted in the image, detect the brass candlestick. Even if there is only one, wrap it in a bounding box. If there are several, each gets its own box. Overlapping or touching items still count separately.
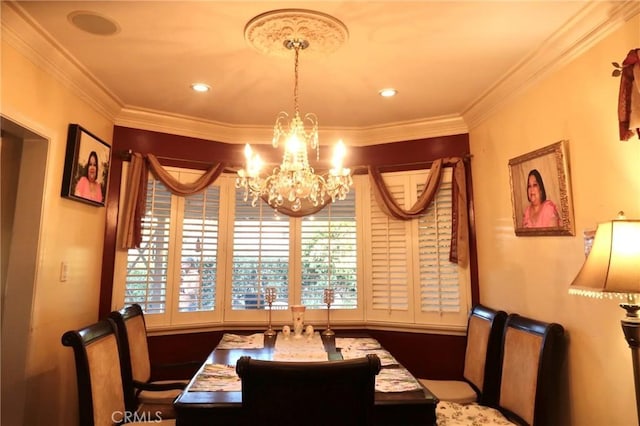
[264,287,277,337]
[321,288,335,337]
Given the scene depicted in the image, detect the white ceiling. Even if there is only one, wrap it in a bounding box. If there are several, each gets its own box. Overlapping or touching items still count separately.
[6,1,638,144]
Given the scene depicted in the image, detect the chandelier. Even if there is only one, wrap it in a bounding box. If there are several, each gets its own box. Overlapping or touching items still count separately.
[236,10,352,212]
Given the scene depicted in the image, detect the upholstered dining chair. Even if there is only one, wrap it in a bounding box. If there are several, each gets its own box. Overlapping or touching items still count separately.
[109,304,195,419]
[419,304,507,405]
[61,318,176,425]
[236,354,382,426]
[436,314,565,426]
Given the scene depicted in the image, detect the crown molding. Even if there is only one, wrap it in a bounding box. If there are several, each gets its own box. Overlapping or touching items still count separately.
[463,1,640,129]
[115,107,270,144]
[116,107,467,146]
[336,115,468,146]
[2,2,122,121]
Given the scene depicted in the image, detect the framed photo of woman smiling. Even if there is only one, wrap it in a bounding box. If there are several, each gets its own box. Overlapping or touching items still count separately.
[508,140,575,236]
[61,124,111,207]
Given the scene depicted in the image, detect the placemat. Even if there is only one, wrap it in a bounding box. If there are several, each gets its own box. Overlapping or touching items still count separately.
[341,348,399,366]
[375,367,423,392]
[335,337,382,351]
[216,333,265,349]
[189,363,241,392]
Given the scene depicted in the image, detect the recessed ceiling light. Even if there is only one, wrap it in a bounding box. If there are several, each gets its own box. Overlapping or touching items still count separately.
[379,88,398,98]
[191,83,211,93]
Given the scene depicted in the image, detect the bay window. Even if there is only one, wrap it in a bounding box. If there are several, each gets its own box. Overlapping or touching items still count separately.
[112,163,469,332]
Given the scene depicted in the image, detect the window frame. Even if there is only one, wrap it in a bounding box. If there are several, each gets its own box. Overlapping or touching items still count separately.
[222,175,366,325]
[362,168,471,331]
[112,165,231,329]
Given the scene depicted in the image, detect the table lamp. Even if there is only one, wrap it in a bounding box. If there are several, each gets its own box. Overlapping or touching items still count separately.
[264,287,277,338]
[568,212,640,422]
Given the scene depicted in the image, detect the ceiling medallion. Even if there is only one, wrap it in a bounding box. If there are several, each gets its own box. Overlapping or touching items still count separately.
[244,9,349,57]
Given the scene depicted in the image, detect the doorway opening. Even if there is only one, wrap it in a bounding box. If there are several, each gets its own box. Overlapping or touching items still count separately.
[1,115,48,425]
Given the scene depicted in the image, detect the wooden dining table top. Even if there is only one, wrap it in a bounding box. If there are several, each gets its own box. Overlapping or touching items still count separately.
[173,331,438,425]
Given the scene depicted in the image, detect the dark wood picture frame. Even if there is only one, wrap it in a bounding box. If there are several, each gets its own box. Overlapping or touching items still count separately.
[61,124,111,207]
[508,140,575,236]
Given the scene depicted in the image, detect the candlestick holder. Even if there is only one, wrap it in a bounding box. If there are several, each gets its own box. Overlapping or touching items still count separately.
[264,287,277,337]
[321,288,335,337]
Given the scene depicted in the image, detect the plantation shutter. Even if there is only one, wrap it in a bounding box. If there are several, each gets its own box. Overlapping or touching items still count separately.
[178,185,220,312]
[417,168,461,313]
[369,177,411,312]
[124,175,171,313]
[366,168,469,327]
[232,192,290,310]
[124,172,223,315]
[301,190,357,309]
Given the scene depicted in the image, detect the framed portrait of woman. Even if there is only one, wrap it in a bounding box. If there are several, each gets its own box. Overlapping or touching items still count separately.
[508,140,575,236]
[61,124,111,207]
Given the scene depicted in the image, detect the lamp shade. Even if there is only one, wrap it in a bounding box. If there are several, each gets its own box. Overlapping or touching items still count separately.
[569,219,640,298]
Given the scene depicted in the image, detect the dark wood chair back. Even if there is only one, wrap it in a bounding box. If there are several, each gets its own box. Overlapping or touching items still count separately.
[109,303,154,412]
[463,304,508,405]
[236,354,382,426]
[63,318,166,426]
[62,319,125,426]
[497,314,565,426]
[62,318,177,425]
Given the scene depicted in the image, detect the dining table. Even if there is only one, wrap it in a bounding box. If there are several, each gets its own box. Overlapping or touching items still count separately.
[173,331,438,425]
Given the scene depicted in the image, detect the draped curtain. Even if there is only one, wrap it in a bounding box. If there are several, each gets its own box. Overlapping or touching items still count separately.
[368,157,468,266]
[120,152,226,249]
[120,152,468,265]
[617,48,640,141]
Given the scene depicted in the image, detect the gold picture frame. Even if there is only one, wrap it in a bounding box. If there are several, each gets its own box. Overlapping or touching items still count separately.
[508,140,574,236]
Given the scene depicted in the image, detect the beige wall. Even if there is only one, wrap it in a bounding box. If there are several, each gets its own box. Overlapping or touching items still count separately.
[1,39,113,425]
[3,3,639,425]
[470,15,640,426]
